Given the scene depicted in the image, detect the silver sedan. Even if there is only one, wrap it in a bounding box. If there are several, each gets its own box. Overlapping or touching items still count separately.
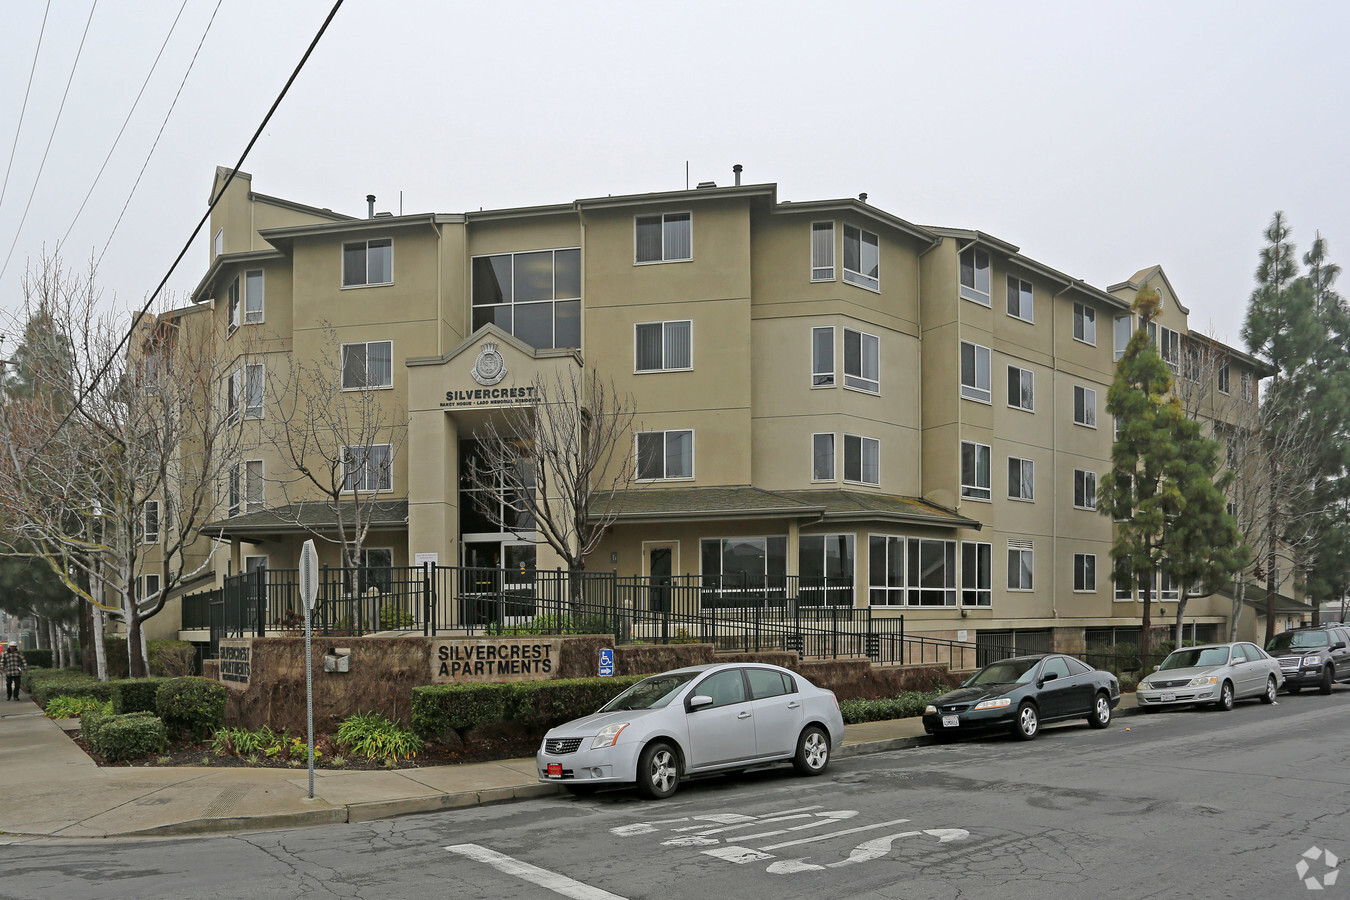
[536,662,846,799]
[1136,641,1283,711]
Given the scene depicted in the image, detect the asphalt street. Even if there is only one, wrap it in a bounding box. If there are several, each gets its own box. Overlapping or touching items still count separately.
[3,690,1347,900]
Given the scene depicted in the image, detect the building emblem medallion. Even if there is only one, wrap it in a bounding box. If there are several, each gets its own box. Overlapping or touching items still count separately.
[470,342,507,386]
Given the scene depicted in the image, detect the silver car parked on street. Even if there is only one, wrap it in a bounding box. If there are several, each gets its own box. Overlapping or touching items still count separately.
[1136,641,1283,711]
[536,662,845,799]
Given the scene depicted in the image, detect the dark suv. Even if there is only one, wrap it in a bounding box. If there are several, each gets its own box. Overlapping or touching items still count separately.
[1266,626,1350,694]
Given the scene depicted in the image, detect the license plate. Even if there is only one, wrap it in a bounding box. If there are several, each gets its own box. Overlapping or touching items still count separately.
[546,763,562,777]
[942,715,959,728]
[1160,693,1176,702]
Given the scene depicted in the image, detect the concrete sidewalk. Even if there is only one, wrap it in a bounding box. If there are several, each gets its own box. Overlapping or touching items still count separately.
[0,692,1139,841]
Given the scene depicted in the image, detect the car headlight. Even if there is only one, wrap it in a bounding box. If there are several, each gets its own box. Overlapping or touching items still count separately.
[924,704,937,714]
[590,723,629,749]
[1188,675,1219,687]
[973,698,1012,710]
[1303,655,1324,667]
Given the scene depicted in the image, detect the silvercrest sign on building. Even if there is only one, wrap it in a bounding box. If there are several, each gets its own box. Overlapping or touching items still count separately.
[439,342,538,410]
[430,637,563,683]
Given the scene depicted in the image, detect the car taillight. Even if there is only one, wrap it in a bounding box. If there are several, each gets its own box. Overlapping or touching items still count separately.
[829,691,838,709]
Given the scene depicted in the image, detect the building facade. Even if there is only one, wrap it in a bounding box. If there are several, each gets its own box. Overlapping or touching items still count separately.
[144,167,1279,655]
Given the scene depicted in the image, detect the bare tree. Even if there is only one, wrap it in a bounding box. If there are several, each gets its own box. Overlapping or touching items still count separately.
[0,253,242,677]
[465,366,637,609]
[260,323,407,585]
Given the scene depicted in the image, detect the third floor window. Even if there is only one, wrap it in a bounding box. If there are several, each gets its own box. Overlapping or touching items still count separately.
[635,213,692,263]
[342,238,393,287]
[1007,276,1033,322]
[843,328,880,393]
[959,246,990,305]
[342,341,393,390]
[843,225,879,291]
[635,320,692,372]
[473,248,581,350]
[1007,365,1034,411]
[811,222,835,281]
[960,341,991,403]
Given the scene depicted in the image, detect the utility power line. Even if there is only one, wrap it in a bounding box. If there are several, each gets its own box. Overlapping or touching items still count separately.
[0,0,52,215]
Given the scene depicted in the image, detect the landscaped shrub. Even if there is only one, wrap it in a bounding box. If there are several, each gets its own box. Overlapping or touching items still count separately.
[839,690,944,725]
[489,614,613,636]
[411,675,645,741]
[210,725,285,757]
[378,606,415,630]
[81,704,114,745]
[148,640,196,677]
[155,677,227,740]
[44,695,111,720]
[336,711,423,760]
[94,713,168,762]
[112,678,169,714]
[30,673,115,707]
[21,649,52,669]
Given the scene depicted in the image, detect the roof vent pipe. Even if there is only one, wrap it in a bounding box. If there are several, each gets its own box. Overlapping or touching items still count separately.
[733,164,743,186]
[858,192,868,203]
[366,194,376,218]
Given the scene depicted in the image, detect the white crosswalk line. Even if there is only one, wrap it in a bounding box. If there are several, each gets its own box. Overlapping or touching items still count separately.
[446,843,627,900]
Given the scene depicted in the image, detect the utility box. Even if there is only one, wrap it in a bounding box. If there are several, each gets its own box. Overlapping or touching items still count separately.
[323,648,351,673]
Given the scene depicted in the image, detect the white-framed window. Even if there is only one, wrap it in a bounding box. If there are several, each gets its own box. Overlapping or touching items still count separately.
[635,212,692,263]
[701,536,787,593]
[1073,385,1097,427]
[1114,559,1133,602]
[1007,365,1034,411]
[961,541,992,607]
[1241,372,1254,401]
[143,500,160,544]
[244,555,269,574]
[1073,303,1096,345]
[341,341,393,390]
[798,534,854,605]
[1218,361,1231,394]
[812,433,835,481]
[907,537,957,606]
[243,363,263,419]
[213,228,223,258]
[960,340,991,403]
[843,328,880,393]
[225,369,241,423]
[1182,346,1203,383]
[342,238,393,287]
[226,277,240,334]
[1147,321,1181,371]
[343,444,392,492]
[810,221,835,281]
[1008,457,1034,501]
[472,248,581,350]
[244,459,264,512]
[843,434,880,486]
[635,320,692,372]
[1160,567,1179,602]
[636,429,694,480]
[811,325,835,387]
[1007,539,1033,591]
[1113,314,1132,361]
[1074,553,1096,592]
[244,269,264,324]
[960,441,991,501]
[138,573,162,603]
[842,225,879,291]
[227,464,241,517]
[959,246,990,305]
[1074,469,1097,510]
[1006,276,1033,322]
[868,534,905,606]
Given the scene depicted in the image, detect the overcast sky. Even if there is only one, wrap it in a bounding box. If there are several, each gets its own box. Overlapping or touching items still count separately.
[1,0,1346,351]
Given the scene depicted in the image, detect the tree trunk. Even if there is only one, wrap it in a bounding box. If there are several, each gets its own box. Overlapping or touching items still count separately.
[1173,589,1189,649]
[1140,566,1153,662]
[1230,580,1247,642]
[80,601,94,676]
[127,608,146,678]
[92,606,108,682]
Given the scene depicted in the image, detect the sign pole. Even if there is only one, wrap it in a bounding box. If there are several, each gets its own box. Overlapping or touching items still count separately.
[299,540,319,801]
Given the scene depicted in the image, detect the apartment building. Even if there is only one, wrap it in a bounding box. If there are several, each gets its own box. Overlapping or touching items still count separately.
[143,166,1275,654]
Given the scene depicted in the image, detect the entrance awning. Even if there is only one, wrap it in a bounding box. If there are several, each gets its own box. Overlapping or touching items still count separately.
[199,500,409,542]
[595,487,978,529]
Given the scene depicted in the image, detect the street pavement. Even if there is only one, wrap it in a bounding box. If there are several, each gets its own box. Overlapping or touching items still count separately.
[0,687,1091,840]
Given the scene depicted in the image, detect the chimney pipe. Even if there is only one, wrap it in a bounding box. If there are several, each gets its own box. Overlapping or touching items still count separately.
[733,164,743,186]
[366,194,376,218]
[858,192,868,203]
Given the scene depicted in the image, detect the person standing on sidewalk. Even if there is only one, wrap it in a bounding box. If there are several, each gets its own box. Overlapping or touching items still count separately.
[2,641,26,700]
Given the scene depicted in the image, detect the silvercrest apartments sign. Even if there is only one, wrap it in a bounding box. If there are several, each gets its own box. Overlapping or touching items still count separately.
[439,341,539,409]
[430,637,562,683]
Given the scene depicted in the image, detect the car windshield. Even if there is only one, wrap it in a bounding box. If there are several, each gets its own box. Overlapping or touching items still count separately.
[966,658,1039,685]
[1266,631,1330,653]
[1159,647,1231,670]
[599,672,699,711]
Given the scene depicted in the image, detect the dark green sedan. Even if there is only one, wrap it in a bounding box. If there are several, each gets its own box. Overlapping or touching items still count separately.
[922,654,1121,741]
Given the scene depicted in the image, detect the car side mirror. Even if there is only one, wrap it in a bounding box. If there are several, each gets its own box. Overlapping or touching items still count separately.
[1334,642,1346,651]
[1040,672,1058,685]
[688,695,714,711]
[1152,665,1161,672]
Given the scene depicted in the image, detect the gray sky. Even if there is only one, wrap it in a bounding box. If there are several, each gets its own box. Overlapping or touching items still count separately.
[1,0,1347,351]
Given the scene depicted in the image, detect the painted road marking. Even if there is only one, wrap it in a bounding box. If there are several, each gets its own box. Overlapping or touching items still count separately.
[445,843,627,900]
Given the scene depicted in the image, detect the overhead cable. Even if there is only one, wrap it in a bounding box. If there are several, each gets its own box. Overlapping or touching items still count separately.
[0,0,52,214]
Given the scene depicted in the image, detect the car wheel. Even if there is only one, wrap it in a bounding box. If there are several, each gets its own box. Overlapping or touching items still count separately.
[1087,692,1112,728]
[1215,681,1235,711]
[1260,675,1278,705]
[1320,666,1334,695]
[564,784,598,797]
[792,725,831,776]
[636,742,680,799]
[1012,702,1039,740]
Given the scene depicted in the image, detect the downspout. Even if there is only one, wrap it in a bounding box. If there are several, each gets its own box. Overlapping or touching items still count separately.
[1050,279,1075,624]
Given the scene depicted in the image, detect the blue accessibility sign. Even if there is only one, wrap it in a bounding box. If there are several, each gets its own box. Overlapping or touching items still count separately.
[598,648,614,677]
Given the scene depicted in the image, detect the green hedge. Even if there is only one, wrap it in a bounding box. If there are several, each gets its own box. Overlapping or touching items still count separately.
[81,705,114,745]
[112,678,169,714]
[839,690,944,725]
[21,649,52,668]
[148,640,197,677]
[29,672,115,707]
[94,713,167,762]
[155,677,226,740]
[412,675,646,741]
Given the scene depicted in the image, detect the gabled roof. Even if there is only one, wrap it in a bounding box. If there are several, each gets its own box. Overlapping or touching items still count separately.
[774,198,939,247]
[405,322,581,369]
[1108,264,1191,316]
[199,500,409,540]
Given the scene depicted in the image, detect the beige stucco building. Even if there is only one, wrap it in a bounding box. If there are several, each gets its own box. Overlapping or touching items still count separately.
[145,167,1280,657]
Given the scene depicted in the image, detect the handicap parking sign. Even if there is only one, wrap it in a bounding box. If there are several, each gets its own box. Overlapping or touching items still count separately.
[599,648,614,677]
